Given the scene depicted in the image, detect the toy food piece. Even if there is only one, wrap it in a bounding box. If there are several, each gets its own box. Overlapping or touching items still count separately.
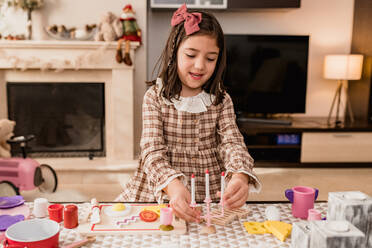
[141,204,166,216]
[264,221,292,242]
[159,224,174,231]
[113,203,126,211]
[104,204,131,217]
[243,222,270,234]
[139,210,158,222]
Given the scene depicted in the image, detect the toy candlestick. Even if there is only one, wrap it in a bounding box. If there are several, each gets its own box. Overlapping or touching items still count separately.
[191,174,196,205]
[205,169,210,199]
[221,171,225,199]
[220,172,225,216]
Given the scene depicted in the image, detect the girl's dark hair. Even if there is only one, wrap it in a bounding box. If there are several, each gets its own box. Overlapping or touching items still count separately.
[147,10,226,105]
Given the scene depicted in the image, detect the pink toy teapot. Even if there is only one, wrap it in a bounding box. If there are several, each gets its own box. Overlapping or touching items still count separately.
[285,186,318,219]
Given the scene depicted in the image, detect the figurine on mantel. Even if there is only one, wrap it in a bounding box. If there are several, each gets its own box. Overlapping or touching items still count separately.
[115,4,142,66]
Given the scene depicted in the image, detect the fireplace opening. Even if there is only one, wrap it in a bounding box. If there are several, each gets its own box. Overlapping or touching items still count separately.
[7,82,105,158]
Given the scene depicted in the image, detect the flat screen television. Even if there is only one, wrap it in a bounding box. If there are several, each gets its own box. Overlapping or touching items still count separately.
[224,34,309,116]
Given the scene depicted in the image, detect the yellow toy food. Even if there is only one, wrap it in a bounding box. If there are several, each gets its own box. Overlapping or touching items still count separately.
[112,203,126,211]
[141,204,167,216]
[264,221,292,242]
[243,222,270,234]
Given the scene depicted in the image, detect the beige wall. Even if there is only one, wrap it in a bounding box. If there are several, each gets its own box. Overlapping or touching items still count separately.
[1,0,147,156]
[148,0,355,117]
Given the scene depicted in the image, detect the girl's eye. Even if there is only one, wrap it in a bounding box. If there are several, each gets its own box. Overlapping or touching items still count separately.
[186,54,195,58]
[207,58,216,62]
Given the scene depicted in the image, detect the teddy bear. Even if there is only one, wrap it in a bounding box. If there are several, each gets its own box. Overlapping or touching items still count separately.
[0,119,16,158]
[94,11,123,42]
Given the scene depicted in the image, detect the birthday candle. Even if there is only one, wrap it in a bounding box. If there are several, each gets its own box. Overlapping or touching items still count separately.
[191,174,195,204]
[205,169,210,199]
[221,171,225,199]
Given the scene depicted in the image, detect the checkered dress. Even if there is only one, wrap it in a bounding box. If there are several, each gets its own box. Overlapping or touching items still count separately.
[116,84,261,203]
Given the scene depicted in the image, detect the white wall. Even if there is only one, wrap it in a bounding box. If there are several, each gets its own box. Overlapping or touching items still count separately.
[148,0,355,117]
[1,0,147,156]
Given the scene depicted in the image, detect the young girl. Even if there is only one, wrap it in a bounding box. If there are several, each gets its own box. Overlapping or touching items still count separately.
[116,4,261,222]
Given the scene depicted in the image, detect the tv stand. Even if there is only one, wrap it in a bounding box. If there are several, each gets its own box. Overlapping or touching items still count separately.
[238,117,292,126]
[237,117,372,167]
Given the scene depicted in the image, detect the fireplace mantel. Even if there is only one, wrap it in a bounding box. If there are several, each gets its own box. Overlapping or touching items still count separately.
[0,40,140,166]
[0,40,140,69]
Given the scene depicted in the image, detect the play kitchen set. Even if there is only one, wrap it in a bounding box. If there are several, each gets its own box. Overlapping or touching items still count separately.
[0,170,371,247]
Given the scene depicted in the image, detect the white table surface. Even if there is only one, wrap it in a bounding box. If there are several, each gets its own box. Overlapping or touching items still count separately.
[1,202,328,248]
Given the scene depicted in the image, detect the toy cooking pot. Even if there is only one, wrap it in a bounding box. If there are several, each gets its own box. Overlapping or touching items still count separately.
[285,186,319,219]
[4,219,60,248]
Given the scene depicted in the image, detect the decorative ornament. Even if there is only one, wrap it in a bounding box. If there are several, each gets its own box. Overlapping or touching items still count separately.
[0,45,108,72]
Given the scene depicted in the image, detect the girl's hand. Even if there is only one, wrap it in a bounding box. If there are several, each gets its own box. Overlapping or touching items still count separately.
[218,173,250,209]
[163,178,200,223]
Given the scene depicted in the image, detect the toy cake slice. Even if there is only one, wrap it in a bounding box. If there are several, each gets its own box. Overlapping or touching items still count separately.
[243,222,271,234]
[264,220,292,242]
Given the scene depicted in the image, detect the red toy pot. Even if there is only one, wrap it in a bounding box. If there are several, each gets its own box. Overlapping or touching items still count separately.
[4,219,60,248]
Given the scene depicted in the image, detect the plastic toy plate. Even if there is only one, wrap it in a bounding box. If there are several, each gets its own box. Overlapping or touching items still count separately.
[0,214,25,231]
[0,196,25,209]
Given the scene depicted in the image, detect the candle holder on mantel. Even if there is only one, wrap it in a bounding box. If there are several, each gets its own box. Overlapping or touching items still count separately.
[190,170,225,234]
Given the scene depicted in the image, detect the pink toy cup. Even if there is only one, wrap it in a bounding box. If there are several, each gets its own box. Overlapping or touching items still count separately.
[160,207,173,226]
[285,186,318,219]
[307,208,321,221]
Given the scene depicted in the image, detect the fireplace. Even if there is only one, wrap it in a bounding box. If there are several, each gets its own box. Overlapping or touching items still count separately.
[0,41,139,164]
[7,82,105,158]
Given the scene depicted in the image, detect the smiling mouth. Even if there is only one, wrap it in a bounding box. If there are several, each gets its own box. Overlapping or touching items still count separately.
[189,72,203,79]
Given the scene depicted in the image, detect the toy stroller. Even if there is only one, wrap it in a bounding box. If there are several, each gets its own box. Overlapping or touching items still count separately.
[0,134,58,196]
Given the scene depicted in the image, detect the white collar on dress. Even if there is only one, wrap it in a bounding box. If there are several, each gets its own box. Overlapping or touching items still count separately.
[156,78,215,113]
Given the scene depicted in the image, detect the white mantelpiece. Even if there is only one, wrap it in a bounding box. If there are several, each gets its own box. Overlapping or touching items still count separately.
[0,40,140,165]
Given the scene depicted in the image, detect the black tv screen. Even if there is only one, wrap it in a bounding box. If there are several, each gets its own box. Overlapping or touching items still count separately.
[224,34,309,115]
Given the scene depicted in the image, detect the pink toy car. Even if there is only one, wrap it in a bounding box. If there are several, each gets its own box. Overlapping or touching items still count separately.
[0,135,58,196]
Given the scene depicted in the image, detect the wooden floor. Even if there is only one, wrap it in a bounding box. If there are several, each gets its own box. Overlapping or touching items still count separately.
[22,167,372,203]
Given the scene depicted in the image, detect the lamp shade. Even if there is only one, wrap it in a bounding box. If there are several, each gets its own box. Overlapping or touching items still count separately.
[323,54,363,80]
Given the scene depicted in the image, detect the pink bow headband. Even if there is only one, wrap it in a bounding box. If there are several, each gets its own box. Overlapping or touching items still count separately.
[171,4,202,35]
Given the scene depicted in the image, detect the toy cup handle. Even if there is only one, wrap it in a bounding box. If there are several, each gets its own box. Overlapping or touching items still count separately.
[314,188,319,201]
[285,189,294,203]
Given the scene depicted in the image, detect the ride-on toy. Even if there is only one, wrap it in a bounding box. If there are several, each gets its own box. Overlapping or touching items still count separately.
[0,135,58,196]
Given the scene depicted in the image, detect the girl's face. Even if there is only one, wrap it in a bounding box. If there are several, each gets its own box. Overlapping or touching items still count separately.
[177,34,219,97]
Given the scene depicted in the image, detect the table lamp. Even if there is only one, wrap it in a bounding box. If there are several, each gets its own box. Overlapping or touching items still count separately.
[323,54,363,126]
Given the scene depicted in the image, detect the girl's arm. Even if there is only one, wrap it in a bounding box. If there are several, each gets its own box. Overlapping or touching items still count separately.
[140,87,187,203]
[217,94,262,196]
